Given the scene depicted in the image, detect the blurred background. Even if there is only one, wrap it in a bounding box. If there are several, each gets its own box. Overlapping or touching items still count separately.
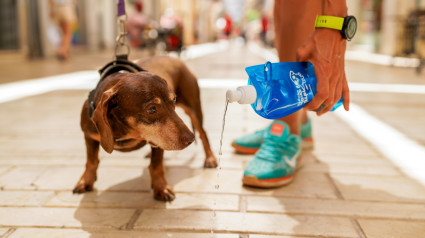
[1,2,425,236]
[0,0,424,62]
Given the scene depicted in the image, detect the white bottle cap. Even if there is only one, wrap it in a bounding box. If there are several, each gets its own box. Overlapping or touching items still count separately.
[226,85,257,104]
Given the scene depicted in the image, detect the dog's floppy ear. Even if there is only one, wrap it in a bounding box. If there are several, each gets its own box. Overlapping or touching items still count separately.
[92,89,116,153]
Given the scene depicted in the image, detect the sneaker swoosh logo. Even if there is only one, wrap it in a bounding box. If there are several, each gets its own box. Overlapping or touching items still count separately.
[284,150,301,169]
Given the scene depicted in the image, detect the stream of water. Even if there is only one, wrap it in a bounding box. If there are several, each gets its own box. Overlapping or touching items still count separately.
[211,98,229,236]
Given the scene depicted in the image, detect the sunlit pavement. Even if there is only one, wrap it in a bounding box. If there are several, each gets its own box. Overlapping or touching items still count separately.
[0,41,425,237]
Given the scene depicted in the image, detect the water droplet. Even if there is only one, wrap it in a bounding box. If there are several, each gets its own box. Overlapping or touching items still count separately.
[211,98,228,238]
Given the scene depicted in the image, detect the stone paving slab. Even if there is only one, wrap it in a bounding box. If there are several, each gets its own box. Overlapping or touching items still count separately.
[169,168,340,199]
[0,191,54,206]
[46,191,239,211]
[0,166,51,190]
[331,174,425,203]
[302,162,401,176]
[0,166,12,176]
[6,228,239,238]
[0,228,10,237]
[246,196,425,220]
[0,207,134,229]
[0,157,149,167]
[133,209,359,237]
[250,236,311,238]
[357,219,425,238]
[314,154,391,166]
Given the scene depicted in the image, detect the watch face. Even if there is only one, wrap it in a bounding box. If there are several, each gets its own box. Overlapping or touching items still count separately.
[345,17,357,40]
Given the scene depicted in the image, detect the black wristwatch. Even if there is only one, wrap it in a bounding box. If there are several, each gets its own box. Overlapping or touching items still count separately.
[315,15,357,41]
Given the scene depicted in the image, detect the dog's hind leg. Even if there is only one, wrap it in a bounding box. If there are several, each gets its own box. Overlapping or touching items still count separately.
[178,103,218,168]
[149,147,175,201]
[175,63,218,168]
[73,135,100,193]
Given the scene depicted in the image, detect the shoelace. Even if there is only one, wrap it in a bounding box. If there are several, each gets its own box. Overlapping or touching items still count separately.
[256,137,294,162]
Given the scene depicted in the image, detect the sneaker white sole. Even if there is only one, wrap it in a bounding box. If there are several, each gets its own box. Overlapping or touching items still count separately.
[242,174,294,188]
[242,156,303,188]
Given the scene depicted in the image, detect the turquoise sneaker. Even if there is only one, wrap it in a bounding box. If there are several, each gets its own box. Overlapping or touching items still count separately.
[232,118,313,154]
[242,120,302,188]
[231,125,270,154]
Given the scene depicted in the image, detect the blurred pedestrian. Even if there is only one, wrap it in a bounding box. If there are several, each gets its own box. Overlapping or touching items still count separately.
[160,8,183,52]
[49,0,77,61]
[260,13,268,45]
[233,0,354,188]
[223,13,232,38]
[127,1,149,47]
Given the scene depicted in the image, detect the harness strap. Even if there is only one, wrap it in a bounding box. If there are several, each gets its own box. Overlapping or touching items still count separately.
[88,59,145,118]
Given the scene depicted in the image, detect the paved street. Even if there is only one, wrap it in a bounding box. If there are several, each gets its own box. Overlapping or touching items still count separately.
[0,41,425,237]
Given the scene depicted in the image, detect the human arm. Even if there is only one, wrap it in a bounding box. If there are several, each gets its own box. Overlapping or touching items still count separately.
[296,0,350,115]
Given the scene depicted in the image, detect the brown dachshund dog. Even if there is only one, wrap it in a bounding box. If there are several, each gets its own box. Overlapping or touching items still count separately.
[74,56,218,201]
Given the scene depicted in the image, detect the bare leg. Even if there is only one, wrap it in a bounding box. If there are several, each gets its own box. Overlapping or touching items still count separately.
[58,20,73,60]
[273,0,321,133]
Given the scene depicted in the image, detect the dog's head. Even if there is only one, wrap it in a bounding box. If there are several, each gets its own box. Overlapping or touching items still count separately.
[92,72,194,153]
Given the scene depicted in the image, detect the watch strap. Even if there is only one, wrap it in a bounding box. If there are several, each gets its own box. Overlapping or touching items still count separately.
[315,15,344,30]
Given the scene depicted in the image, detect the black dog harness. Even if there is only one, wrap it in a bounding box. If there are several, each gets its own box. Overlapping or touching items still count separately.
[88,57,145,118]
[88,0,146,119]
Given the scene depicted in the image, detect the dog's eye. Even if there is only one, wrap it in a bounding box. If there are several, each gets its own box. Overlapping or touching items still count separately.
[148,106,157,114]
[173,97,177,104]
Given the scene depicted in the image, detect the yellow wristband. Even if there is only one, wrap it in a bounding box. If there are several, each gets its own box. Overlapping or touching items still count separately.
[315,15,344,30]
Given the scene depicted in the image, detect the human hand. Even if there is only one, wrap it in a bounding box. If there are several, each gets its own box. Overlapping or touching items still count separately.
[296,28,350,115]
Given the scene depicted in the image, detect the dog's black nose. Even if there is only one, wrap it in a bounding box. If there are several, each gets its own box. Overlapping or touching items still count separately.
[183,132,195,146]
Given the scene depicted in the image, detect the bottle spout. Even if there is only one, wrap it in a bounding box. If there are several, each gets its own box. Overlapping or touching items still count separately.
[226,85,257,104]
[226,89,242,103]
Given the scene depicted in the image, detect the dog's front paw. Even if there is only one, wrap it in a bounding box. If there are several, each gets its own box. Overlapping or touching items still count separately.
[204,155,218,168]
[73,180,94,193]
[153,185,175,201]
[73,172,96,194]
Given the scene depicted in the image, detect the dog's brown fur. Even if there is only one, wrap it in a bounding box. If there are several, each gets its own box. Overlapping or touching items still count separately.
[74,56,217,201]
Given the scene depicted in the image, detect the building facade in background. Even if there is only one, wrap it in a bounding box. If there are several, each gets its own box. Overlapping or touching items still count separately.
[0,0,424,59]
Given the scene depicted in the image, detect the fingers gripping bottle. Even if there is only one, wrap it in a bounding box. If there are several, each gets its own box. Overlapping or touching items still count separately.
[226,61,342,119]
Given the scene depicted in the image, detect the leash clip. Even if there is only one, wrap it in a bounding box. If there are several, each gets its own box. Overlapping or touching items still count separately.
[115,13,129,60]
